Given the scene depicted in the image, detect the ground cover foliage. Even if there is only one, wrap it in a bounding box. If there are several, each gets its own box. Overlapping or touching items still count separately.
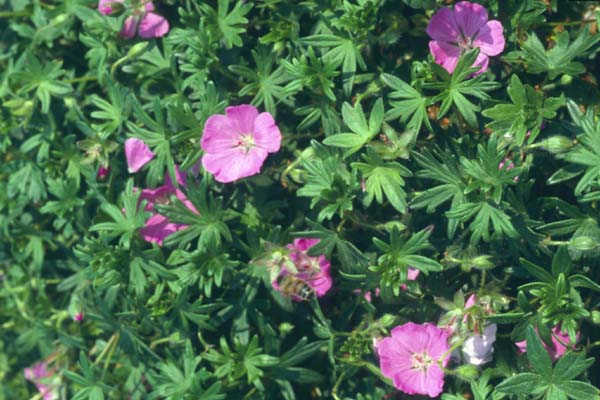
[1,0,600,398]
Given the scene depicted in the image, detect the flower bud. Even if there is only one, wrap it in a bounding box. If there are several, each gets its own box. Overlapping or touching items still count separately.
[127,42,149,59]
[455,364,479,380]
[569,236,598,251]
[541,136,573,154]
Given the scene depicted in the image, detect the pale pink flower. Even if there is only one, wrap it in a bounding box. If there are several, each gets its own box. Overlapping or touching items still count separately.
[427,1,505,74]
[377,322,450,397]
[137,167,198,246]
[400,267,420,291]
[201,105,282,183]
[515,325,579,361]
[98,0,169,39]
[125,138,155,173]
[24,362,59,400]
[272,238,332,301]
[461,323,497,366]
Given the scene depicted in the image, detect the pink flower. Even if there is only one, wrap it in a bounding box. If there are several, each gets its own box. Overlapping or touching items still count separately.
[201,105,282,183]
[377,322,450,397]
[137,167,198,246]
[499,159,519,182]
[400,267,420,291]
[97,165,110,180]
[24,362,59,400]
[73,311,85,322]
[272,238,332,301]
[98,0,169,39]
[125,138,155,173]
[427,1,505,74]
[515,325,579,361]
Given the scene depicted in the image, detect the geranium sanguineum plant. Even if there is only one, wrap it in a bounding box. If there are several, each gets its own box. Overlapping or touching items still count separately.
[427,1,505,74]
[201,105,282,183]
[98,0,169,39]
[377,322,450,397]
[24,362,60,400]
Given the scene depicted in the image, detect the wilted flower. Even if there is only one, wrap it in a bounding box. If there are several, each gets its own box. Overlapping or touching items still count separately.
[137,167,198,246]
[98,0,169,39]
[24,362,60,400]
[271,238,332,301]
[125,138,155,173]
[515,324,579,361]
[427,1,505,74]
[377,322,450,397]
[201,105,282,183]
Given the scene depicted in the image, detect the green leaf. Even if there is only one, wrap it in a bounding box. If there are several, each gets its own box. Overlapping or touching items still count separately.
[553,351,595,381]
[526,325,552,378]
[496,372,548,395]
[557,381,600,400]
[382,73,432,133]
[353,150,411,212]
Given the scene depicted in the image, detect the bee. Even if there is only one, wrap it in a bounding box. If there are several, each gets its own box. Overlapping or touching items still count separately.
[276,273,314,301]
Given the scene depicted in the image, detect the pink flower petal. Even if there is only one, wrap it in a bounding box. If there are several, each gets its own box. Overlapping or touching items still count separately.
[429,40,461,73]
[125,138,155,173]
[253,112,282,153]
[138,12,169,38]
[426,7,459,42]
[202,147,268,183]
[289,238,321,252]
[226,105,259,135]
[453,1,488,38]
[473,20,505,56]
[120,16,138,39]
[201,114,238,153]
[472,51,490,75]
[98,0,123,15]
[140,213,186,246]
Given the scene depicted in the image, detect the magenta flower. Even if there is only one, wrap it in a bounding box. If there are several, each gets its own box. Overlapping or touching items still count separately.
[125,138,155,173]
[97,165,110,180]
[427,1,505,74]
[377,322,450,397]
[272,238,332,301]
[515,325,579,361]
[24,362,59,400]
[137,167,198,246]
[201,105,282,183]
[98,0,169,39]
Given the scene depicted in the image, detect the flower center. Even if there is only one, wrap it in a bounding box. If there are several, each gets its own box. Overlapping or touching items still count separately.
[457,34,473,50]
[411,352,433,371]
[236,134,256,153]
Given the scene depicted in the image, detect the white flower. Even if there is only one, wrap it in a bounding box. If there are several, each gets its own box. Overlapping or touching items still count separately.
[461,323,497,366]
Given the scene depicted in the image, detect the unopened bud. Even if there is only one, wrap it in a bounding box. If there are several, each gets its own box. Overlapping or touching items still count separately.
[455,364,479,380]
[560,74,573,85]
[592,310,600,325]
[541,136,573,154]
[127,42,149,59]
[469,255,495,270]
[569,236,598,251]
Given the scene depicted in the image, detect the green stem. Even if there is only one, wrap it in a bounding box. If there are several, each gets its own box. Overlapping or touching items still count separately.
[0,10,29,18]
[331,371,347,400]
[65,76,97,84]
